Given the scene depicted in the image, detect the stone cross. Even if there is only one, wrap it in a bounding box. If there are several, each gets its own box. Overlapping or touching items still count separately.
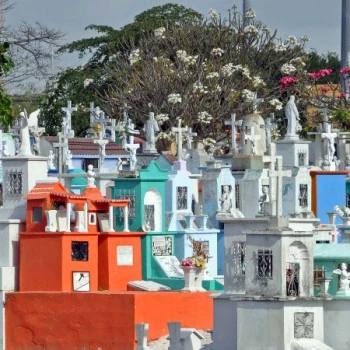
[184,127,197,150]
[135,323,150,350]
[61,101,77,138]
[168,322,182,350]
[53,132,68,173]
[330,226,341,244]
[125,129,140,172]
[225,113,237,153]
[268,144,292,217]
[247,92,264,114]
[172,119,188,161]
[244,127,261,155]
[94,129,109,169]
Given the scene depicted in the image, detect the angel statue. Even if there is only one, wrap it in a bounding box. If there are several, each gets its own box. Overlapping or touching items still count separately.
[333,263,350,292]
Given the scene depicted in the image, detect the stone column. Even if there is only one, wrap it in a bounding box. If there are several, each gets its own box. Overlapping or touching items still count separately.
[66,202,71,232]
[109,205,114,232]
[123,205,130,232]
[84,203,88,232]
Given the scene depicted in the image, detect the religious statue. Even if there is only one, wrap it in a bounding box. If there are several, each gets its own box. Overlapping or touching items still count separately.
[285,95,301,138]
[321,129,336,162]
[218,185,234,213]
[143,112,159,153]
[259,185,270,214]
[47,150,56,170]
[87,164,96,188]
[1,144,10,158]
[17,110,33,157]
[333,263,350,292]
[127,147,137,171]
[65,149,73,170]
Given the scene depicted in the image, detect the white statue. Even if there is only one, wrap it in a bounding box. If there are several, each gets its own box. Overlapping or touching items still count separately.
[218,185,234,213]
[128,148,137,171]
[333,263,350,291]
[259,185,270,214]
[17,110,32,156]
[143,112,159,153]
[65,149,73,170]
[285,95,301,138]
[47,150,56,170]
[321,130,336,162]
[87,164,96,188]
[1,144,10,157]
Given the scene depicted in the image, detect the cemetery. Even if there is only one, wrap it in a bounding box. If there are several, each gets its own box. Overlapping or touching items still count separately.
[2,1,350,349]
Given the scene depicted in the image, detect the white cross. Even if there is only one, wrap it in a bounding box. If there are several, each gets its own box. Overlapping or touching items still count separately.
[244,127,261,155]
[171,119,188,160]
[247,92,264,114]
[94,129,109,169]
[53,132,68,173]
[225,113,237,152]
[184,127,197,150]
[61,101,77,138]
[268,144,291,217]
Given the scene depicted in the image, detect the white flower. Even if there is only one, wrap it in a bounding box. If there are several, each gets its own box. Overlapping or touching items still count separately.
[203,137,216,145]
[83,78,94,88]
[245,9,256,19]
[221,63,243,77]
[193,82,208,94]
[167,93,182,104]
[211,48,225,57]
[280,63,297,75]
[290,57,306,67]
[269,98,283,111]
[197,111,212,124]
[206,72,219,79]
[154,27,166,38]
[300,35,310,42]
[244,25,258,35]
[158,131,175,140]
[214,84,221,93]
[241,67,251,79]
[252,76,265,87]
[129,49,141,65]
[242,89,255,101]
[176,50,198,66]
[286,35,298,45]
[209,8,219,20]
[155,113,169,125]
[274,43,287,52]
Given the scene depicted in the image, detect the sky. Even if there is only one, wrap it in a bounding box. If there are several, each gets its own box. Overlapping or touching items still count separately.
[5,0,341,70]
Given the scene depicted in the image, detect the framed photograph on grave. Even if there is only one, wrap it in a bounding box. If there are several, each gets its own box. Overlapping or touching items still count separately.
[72,271,90,292]
[116,245,133,266]
[152,236,172,256]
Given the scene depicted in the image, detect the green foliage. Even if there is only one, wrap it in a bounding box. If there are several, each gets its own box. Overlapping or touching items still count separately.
[307,50,340,83]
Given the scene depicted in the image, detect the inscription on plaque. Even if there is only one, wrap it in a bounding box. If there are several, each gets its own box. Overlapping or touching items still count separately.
[152,236,172,256]
[154,255,184,278]
[117,245,134,266]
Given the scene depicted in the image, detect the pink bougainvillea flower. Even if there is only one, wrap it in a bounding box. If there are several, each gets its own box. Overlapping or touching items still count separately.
[280,76,297,88]
[319,86,331,94]
[338,92,347,98]
[309,69,333,80]
[340,67,350,74]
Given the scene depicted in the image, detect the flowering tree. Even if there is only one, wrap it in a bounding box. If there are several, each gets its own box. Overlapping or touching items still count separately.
[95,6,310,143]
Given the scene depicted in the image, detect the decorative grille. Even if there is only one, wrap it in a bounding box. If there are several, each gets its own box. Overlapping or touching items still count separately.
[144,205,155,231]
[298,152,306,167]
[71,241,89,261]
[177,187,187,210]
[257,249,273,278]
[115,189,136,218]
[299,184,308,207]
[286,262,300,296]
[313,266,325,286]
[235,184,240,209]
[232,242,246,276]
[294,312,314,338]
[6,169,23,197]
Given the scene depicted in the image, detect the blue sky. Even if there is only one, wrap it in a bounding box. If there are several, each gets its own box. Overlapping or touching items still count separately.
[6,0,341,69]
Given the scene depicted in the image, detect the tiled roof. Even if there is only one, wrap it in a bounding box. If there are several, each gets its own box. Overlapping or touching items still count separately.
[45,137,129,156]
[25,181,68,199]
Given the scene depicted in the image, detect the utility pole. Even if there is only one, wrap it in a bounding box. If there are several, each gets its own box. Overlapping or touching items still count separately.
[0,0,5,42]
[243,0,253,27]
[341,0,350,95]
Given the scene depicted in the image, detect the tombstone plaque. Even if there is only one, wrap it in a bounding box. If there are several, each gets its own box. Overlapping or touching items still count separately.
[154,255,184,278]
[117,245,133,266]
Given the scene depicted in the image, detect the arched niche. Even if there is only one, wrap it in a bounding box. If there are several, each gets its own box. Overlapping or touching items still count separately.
[286,241,310,297]
[143,188,162,232]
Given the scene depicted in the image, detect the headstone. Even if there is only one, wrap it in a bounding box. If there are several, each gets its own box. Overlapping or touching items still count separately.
[128,280,171,291]
[135,323,150,350]
[154,256,184,278]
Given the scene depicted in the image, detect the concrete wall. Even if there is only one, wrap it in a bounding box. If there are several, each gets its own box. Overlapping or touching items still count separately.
[6,291,213,349]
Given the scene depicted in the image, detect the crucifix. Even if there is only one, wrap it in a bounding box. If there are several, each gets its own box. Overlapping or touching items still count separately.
[225,113,238,153]
[61,101,77,138]
[244,127,261,155]
[53,132,68,173]
[184,127,197,150]
[125,137,140,172]
[268,143,292,217]
[171,119,188,161]
[94,129,109,169]
[247,92,264,114]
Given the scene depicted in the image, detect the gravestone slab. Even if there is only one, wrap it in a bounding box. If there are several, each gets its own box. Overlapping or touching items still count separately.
[128,280,171,291]
[154,255,184,278]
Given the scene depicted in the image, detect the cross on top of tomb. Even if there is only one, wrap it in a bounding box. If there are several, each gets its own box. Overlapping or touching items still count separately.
[94,129,109,169]
[184,127,197,150]
[268,143,292,217]
[225,113,237,153]
[53,132,68,173]
[244,126,261,155]
[247,92,264,114]
[61,101,77,138]
[171,119,188,161]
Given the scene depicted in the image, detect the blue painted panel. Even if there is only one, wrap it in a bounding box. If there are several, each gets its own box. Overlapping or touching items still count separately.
[316,174,346,224]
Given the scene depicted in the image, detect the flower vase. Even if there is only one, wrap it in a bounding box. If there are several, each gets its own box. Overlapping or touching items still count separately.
[180,266,206,292]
